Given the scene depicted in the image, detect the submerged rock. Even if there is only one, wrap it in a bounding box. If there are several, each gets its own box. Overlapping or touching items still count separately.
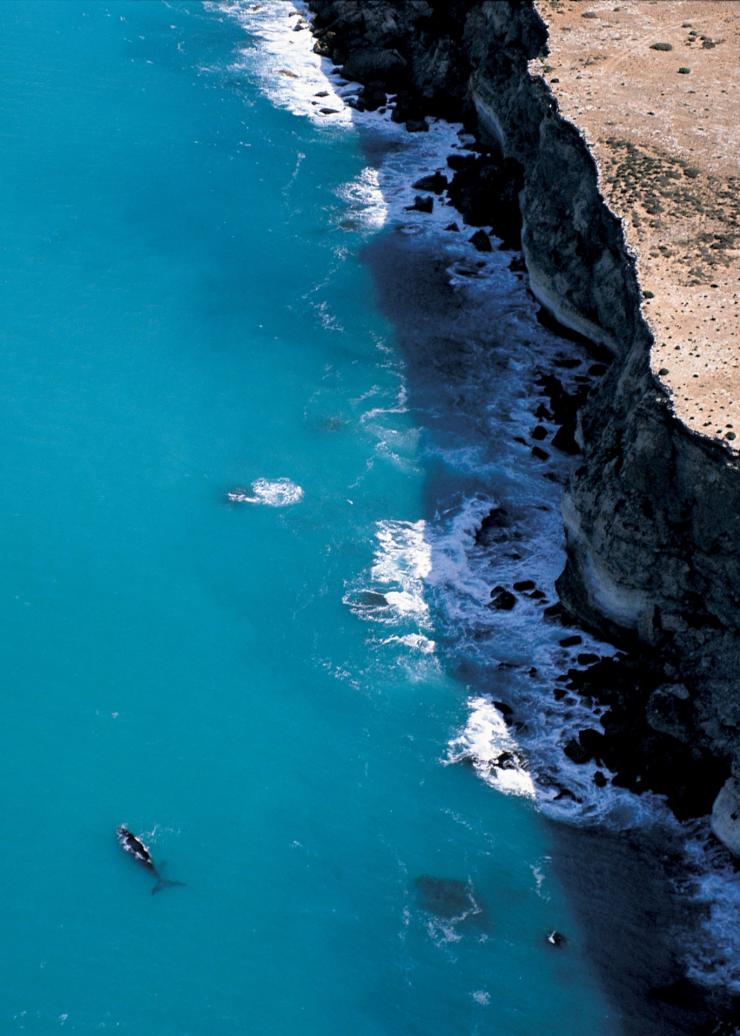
[469,228,492,252]
[406,194,434,213]
[489,587,517,611]
[412,171,448,194]
[475,506,510,546]
[414,876,480,919]
[342,47,407,88]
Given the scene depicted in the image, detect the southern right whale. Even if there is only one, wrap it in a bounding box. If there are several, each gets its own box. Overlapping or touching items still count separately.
[116,825,184,895]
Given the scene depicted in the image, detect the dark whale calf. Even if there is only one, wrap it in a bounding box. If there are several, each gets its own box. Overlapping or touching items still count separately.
[116,825,184,894]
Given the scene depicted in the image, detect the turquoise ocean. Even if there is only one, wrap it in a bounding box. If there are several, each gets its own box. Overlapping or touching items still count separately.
[1,2,736,1033]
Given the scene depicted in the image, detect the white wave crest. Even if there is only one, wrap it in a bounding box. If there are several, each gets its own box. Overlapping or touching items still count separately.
[445,696,535,800]
[379,633,436,655]
[227,477,304,506]
[344,519,432,663]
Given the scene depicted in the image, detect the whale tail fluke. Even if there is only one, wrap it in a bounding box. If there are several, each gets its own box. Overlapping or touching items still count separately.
[151,877,185,895]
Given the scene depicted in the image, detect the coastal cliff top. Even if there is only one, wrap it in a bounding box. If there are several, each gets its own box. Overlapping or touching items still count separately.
[531,0,739,449]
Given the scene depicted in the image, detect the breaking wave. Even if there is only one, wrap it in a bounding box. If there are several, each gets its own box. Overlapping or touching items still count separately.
[227,477,304,507]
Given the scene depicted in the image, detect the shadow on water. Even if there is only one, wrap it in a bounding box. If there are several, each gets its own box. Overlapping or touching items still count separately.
[358,214,736,1035]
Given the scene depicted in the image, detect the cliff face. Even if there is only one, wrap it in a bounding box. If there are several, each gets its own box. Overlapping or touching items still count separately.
[306,0,740,851]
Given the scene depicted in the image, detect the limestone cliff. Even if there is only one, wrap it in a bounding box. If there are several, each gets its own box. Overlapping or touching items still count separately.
[306,0,740,851]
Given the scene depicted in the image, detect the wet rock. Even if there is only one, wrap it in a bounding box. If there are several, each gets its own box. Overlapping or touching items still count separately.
[360,80,388,111]
[319,107,341,115]
[551,423,580,454]
[405,117,429,133]
[475,507,509,546]
[412,171,448,194]
[561,654,729,820]
[489,587,517,611]
[493,700,514,721]
[342,47,407,88]
[531,445,549,461]
[469,229,492,252]
[546,930,567,947]
[544,603,569,623]
[447,152,524,247]
[513,579,536,592]
[531,425,548,441]
[593,770,608,787]
[564,728,605,765]
[535,373,586,454]
[577,652,600,666]
[406,194,434,213]
[553,787,578,802]
[529,589,547,600]
[564,737,591,765]
[559,634,583,647]
[445,222,460,232]
[579,727,606,762]
[446,153,474,172]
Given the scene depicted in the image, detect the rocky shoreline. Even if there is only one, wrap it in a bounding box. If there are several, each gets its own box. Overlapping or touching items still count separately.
[305,0,739,857]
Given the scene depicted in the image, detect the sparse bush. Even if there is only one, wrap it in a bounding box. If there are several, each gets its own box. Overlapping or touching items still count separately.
[650,42,673,52]
[677,67,691,74]
[643,290,655,299]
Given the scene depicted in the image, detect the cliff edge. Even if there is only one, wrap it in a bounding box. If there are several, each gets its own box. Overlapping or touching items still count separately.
[306,0,740,853]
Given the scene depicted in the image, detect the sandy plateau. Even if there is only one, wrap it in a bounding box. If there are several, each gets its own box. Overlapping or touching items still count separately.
[532,0,738,446]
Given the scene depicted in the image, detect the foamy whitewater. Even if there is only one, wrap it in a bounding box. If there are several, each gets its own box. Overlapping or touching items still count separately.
[227,477,304,506]
[211,0,740,1003]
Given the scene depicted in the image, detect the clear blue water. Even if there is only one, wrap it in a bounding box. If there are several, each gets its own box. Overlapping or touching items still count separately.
[0,2,666,1032]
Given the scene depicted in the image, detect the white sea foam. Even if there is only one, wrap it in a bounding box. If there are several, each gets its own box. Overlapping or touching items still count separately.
[344,519,432,633]
[210,0,354,125]
[227,477,304,506]
[682,824,740,995]
[379,633,436,655]
[336,166,388,230]
[446,696,535,800]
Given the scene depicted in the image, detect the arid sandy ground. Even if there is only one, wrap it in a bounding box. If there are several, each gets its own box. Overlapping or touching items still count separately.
[531,0,739,447]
